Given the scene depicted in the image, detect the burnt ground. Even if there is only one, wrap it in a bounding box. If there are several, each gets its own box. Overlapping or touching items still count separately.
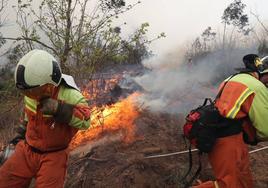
[65,110,268,188]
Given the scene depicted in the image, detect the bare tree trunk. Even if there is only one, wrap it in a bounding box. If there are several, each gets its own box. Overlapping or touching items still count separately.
[229,26,236,50]
[223,22,226,50]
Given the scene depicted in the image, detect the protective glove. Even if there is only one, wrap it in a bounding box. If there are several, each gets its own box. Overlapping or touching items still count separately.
[40,98,59,115]
[40,98,75,124]
[10,124,27,145]
[242,120,258,146]
[0,144,15,165]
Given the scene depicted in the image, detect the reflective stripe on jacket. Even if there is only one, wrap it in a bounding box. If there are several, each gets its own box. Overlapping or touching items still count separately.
[24,84,91,152]
[216,73,268,139]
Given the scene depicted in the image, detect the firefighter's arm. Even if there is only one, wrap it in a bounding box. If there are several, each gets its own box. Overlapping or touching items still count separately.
[247,90,268,140]
[54,99,91,129]
[40,89,91,129]
[236,93,259,145]
[241,118,258,145]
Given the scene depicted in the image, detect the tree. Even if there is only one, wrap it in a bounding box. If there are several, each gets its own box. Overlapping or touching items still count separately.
[222,0,251,48]
[0,0,7,49]
[185,26,216,64]
[250,11,268,55]
[258,39,268,55]
[0,0,8,75]
[0,0,21,106]
[120,23,165,64]
[201,26,216,52]
[3,0,164,77]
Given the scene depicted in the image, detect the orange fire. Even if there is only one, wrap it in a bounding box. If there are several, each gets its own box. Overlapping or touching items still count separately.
[70,92,140,149]
[81,77,121,101]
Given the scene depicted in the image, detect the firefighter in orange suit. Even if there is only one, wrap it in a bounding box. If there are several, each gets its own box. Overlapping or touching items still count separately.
[0,49,91,188]
[193,54,268,188]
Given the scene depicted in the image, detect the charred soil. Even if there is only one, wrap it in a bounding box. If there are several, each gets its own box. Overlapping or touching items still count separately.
[66,110,268,188]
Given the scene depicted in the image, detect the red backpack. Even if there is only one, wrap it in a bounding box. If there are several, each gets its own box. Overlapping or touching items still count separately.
[183,74,243,153]
[183,98,223,153]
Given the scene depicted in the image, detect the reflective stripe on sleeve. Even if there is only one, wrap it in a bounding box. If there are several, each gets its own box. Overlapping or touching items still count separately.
[226,88,253,119]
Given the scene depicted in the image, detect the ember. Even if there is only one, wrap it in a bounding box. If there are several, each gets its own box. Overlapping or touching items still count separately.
[70,92,140,149]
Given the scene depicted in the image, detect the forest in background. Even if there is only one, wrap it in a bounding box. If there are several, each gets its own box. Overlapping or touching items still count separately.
[1,0,268,147]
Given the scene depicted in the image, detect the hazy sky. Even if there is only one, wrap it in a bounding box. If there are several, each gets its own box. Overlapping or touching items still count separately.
[118,0,268,55]
[119,0,268,113]
[2,0,268,56]
[2,0,267,113]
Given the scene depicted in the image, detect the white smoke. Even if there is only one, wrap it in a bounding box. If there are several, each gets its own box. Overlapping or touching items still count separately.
[134,46,258,114]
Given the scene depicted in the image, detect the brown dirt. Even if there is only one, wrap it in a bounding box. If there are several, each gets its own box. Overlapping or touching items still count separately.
[66,110,268,188]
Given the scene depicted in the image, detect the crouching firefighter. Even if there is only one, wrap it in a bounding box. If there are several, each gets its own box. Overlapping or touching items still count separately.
[183,54,268,188]
[0,49,91,188]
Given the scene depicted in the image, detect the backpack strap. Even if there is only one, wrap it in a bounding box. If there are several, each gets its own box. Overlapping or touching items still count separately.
[201,98,213,106]
[180,143,203,188]
[180,144,193,184]
[185,152,202,188]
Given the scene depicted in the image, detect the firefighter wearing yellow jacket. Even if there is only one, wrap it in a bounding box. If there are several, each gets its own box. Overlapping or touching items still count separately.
[194,54,268,188]
[0,50,91,188]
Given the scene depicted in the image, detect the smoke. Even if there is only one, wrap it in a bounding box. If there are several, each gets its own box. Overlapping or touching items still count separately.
[134,46,258,114]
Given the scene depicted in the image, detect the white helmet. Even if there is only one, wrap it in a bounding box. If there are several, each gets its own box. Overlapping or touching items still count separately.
[15,49,62,89]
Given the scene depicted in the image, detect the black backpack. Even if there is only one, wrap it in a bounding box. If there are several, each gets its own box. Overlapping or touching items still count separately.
[183,98,222,153]
[183,73,244,153]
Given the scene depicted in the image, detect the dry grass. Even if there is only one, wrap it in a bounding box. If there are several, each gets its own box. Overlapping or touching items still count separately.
[0,96,22,148]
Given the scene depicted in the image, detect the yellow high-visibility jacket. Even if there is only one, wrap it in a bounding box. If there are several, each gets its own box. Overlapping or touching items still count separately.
[216,73,268,140]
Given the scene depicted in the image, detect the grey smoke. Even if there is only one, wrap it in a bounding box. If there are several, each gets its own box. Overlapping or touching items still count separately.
[134,46,258,114]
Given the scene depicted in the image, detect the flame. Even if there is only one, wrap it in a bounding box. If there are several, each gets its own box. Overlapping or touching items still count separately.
[81,76,121,101]
[70,92,140,149]
[81,90,91,100]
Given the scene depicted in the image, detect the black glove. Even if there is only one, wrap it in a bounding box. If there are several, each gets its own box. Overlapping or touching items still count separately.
[40,98,74,124]
[10,124,26,145]
[9,136,23,145]
[40,98,59,115]
[54,101,74,123]
[243,130,258,146]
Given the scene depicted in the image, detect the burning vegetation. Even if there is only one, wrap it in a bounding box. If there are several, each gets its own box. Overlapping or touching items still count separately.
[70,92,140,149]
[70,69,144,150]
[65,66,268,188]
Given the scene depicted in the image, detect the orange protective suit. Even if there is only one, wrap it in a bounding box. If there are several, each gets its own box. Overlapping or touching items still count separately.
[0,141,68,188]
[193,133,253,188]
[193,72,268,188]
[0,84,91,188]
